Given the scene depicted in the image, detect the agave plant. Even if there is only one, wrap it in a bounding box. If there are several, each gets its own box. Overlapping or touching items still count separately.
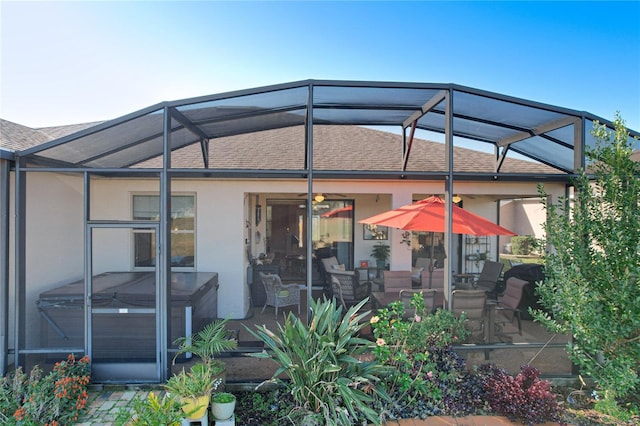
[247,297,389,426]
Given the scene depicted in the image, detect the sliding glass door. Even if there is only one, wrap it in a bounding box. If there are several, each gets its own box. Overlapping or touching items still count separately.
[266,199,354,282]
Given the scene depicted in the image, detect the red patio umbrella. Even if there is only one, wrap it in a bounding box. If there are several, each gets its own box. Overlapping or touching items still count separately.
[359,196,516,289]
[359,196,516,236]
[321,205,353,218]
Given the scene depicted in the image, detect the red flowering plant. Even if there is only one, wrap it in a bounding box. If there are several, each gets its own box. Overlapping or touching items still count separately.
[0,354,91,425]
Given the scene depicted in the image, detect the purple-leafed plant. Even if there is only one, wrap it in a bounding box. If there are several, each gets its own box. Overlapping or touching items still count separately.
[480,364,563,425]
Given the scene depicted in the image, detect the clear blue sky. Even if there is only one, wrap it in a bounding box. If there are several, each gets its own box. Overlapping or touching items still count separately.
[1,1,639,131]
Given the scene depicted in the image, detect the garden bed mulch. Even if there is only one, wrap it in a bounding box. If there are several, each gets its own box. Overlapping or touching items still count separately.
[376,418,565,425]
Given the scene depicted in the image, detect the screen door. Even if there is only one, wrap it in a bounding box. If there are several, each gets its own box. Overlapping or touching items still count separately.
[88,223,160,382]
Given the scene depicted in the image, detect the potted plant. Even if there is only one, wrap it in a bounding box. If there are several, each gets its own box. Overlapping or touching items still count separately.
[210,392,236,421]
[163,363,221,420]
[371,242,390,268]
[172,319,238,388]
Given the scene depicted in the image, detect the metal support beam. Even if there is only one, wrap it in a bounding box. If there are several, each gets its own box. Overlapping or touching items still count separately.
[169,107,211,168]
[169,107,209,141]
[0,160,10,375]
[305,83,314,324]
[402,120,417,171]
[402,90,448,129]
[444,90,454,311]
[497,116,581,147]
[200,138,210,168]
[573,116,585,173]
[83,173,91,365]
[402,90,448,171]
[496,145,510,173]
[160,107,172,381]
[13,158,26,369]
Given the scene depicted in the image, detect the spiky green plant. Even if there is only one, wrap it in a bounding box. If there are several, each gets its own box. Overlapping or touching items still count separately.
[173,318,237,366]
[247,297,389,425]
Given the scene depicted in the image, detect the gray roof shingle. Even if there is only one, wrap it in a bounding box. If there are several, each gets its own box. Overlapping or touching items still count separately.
[1,119,559,174]
[0,119,102,152]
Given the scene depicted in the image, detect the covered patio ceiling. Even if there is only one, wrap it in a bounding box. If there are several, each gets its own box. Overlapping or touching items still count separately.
[16,79,640,178]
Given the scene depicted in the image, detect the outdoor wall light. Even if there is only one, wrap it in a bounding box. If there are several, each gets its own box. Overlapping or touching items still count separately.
[255,205,262,225]
[314,193,325,203]
[452,194,462,204]
[255,194,262,225]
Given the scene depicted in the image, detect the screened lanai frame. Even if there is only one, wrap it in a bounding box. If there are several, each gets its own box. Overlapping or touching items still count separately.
[5,79,640,379]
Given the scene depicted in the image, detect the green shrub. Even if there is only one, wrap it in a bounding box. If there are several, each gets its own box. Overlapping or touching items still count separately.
[534,114,640,417]
[369,295,470,418]
[247,297,388,425]
[510,235,538,255]
[370,294,469,352]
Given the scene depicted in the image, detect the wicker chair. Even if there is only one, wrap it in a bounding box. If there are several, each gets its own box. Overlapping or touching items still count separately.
[319,256,340,297]
[327,270,372,308]
[258,272,301,317]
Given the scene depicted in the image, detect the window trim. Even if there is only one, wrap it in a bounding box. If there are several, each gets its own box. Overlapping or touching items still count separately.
[131,192,196,271]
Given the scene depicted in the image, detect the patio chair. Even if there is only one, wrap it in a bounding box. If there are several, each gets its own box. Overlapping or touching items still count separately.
[327,270,372,308]
[494,277,528,337]
[420,269,445,308]
[371,270,413,308]
[258,272,301,318]
[399,289,437,318]
[411,257,431,287]
[452,289,487,342]
[320,256,340,297]
[469,260,504,299]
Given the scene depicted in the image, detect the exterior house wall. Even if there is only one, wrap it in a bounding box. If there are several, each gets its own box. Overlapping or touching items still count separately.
[22,173,84,347]
[13,174,566,348]
[500,198,548,252]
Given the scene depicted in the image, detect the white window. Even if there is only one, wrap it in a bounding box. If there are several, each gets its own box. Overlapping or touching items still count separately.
[132,194,195,268]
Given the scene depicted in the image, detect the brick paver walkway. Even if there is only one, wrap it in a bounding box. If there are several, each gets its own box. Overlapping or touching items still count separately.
[75,388,153,426]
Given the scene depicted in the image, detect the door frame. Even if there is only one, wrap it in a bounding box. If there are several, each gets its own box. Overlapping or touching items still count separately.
[86,221,161,382]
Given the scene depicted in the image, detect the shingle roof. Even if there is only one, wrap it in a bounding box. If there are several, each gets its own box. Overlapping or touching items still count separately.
[0,119,102,152]
[135,124,560,174]
[38,121,104,140]
[0,119,52,152]
[0,117,559,174]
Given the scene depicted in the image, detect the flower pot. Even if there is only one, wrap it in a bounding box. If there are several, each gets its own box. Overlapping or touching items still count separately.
[180,395,210,419]
[211,399,236,420]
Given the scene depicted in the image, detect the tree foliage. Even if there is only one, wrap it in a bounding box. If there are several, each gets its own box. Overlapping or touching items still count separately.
[534,114,640,403]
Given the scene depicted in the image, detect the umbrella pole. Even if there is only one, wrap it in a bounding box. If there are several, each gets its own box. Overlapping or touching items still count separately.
[428,232,435,288]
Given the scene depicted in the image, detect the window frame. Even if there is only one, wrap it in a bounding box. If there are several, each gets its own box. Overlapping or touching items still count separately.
[131,192,196,271]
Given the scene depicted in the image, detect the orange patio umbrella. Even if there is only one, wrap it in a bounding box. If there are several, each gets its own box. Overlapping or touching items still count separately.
[359,196,516,236]
[359,196,516,290]
[320,205,353,218]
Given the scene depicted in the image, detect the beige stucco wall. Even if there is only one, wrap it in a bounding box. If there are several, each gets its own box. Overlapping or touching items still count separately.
[500,198,547,241]
[20,173,85,347]
[11,173,566,348]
